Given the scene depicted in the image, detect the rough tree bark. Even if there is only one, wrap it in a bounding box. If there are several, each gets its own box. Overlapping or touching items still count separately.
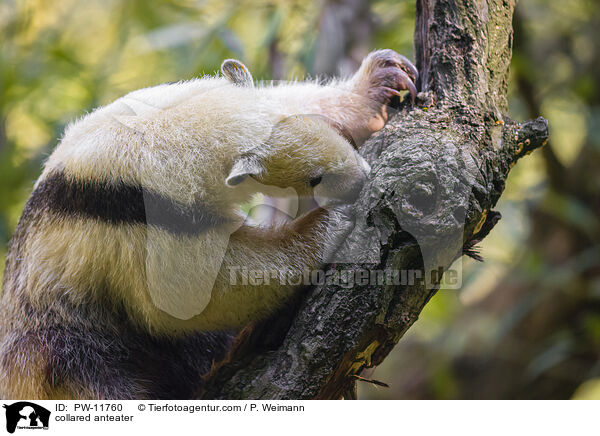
[199,0,549,399]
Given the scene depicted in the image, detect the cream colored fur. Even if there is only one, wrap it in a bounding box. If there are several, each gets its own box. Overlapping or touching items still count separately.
[0,50,417,400]
[28,61,383,333]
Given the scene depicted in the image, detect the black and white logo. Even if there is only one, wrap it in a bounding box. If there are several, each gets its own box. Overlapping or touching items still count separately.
[3,402,50,433]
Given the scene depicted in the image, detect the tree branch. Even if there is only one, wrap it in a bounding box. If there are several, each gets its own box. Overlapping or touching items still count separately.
[199,0,548,399]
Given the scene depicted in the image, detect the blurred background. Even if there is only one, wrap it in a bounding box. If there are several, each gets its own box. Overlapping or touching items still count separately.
[0,0,598,399]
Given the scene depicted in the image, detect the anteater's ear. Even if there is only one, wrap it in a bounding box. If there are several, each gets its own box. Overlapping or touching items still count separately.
[221,59,254,87]
[226,155,263,187]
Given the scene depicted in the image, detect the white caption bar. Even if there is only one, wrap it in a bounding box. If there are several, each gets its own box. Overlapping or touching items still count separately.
[1,400,597,436]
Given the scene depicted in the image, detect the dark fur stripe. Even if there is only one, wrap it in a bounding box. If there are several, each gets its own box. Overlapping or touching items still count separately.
[28,171,226,236]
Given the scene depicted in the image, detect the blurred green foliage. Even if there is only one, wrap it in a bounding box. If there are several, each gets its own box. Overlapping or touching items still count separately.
[1,0,597,399]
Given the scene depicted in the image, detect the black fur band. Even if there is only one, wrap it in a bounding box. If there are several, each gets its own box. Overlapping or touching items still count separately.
[27,171,226,236]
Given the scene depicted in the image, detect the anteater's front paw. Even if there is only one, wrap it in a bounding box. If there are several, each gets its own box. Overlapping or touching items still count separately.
[356,49,418,107]
[347,49,418,141]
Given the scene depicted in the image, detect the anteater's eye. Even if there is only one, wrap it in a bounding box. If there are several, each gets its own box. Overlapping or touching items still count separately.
[309,175,323,187]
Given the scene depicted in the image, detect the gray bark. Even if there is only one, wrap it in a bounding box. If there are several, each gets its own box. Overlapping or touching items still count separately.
[199,0,549,399]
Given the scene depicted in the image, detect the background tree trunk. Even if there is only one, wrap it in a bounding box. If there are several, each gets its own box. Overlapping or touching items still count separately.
[199,0,549,400]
